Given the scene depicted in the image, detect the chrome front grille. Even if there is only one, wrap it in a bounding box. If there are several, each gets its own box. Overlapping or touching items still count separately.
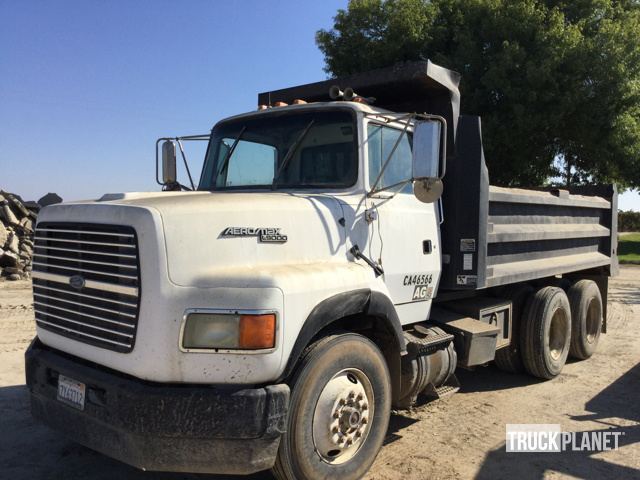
[31,222,140,352]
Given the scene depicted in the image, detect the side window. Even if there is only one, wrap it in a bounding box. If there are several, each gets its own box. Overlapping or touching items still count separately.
[217,139,276,187]
[367,124,413,192]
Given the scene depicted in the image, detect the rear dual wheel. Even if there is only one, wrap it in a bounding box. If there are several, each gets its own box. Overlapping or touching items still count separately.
[568,280,603,360]
[502,280,603,380]
[520,286,572,379]
[273,333,391,480]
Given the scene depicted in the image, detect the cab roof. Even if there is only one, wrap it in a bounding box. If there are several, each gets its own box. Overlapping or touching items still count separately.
[214,100,398,127]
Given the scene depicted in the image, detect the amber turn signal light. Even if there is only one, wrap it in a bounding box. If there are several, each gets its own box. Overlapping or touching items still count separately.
[239,314,276,349]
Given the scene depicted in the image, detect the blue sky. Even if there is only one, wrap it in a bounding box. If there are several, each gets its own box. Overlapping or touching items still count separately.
[1,0,638,210]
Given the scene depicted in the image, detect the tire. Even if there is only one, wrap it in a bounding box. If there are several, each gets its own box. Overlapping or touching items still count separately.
[520,287,572,379]
[494,284,533,373]
[272,333,391,480]
[568,280,603,360]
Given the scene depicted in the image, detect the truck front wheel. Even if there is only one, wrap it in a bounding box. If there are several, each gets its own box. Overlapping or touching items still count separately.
[272,333,391,480]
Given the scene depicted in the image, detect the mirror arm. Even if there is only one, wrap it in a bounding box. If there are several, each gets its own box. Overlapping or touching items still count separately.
[366,179,412,197]
[369,116,413,194]
[176,139,195,190]
[155,134,209,189]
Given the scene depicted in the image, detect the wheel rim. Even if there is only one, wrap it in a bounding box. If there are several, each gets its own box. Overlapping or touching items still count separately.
[549,308,569,360]
[585,298,600,344]
[312,368,374,465]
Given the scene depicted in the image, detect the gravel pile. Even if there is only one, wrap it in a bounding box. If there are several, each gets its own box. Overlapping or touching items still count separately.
[0,191,62,281]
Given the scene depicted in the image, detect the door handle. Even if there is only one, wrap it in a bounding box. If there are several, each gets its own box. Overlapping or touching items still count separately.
[423,240,433,254]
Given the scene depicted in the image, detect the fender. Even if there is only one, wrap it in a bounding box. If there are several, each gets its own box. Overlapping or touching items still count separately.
[279,289,407,382]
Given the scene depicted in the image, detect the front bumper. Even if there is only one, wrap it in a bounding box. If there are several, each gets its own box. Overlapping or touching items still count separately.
[25,339,290,474]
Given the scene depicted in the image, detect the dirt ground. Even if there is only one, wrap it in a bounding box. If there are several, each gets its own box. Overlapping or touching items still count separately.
[1,267,638,480]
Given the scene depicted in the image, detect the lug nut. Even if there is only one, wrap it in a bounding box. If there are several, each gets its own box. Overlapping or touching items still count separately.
[362,403,368,410]
[356,393,363,401]
[355,431,362,438]
[339,398,346,406]
[346,439,353,446]
[348,391,356,398]
[362,417,368,424]
[338,437,345,444]
[332,426,339,433]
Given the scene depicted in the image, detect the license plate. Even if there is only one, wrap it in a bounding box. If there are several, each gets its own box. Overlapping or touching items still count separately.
[57,374,86,411]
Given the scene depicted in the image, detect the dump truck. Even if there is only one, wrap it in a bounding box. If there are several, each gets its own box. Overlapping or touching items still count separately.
[25,60,618,479]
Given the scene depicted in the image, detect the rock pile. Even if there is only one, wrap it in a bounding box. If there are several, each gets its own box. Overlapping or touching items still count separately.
[0,191,62,281]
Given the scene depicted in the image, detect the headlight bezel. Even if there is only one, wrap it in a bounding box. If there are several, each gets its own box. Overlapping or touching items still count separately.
[179,308,279,354]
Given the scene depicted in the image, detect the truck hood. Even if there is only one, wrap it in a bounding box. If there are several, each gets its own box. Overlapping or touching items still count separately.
[77,191,349,287]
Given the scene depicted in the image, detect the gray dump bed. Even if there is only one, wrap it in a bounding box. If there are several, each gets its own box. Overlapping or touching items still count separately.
[259,60,618,291]
[439,115,617,290]
[484,186,615,286]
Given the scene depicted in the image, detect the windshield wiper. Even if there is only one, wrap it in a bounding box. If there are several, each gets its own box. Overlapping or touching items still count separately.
[216,126,247,179]
[272,120,315,188]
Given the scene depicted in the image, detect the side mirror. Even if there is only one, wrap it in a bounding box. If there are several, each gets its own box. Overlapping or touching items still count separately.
[412,119,446,203]
[162,140,177,185]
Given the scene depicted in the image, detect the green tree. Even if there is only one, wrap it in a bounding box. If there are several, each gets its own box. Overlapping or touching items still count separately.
[317,0,640,188]
[619,210,640,231]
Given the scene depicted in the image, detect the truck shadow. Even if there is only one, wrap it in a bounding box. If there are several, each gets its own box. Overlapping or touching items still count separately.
[455,365,544,393]
[473,362,640,480]
[383,413,420,446]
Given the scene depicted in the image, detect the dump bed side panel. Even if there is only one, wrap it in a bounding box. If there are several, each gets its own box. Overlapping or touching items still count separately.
[485,185,617,287]
[440,115,617,291]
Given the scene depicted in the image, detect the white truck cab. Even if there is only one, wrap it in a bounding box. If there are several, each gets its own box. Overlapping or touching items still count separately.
[33,100,441,384]
[26,61,617,479]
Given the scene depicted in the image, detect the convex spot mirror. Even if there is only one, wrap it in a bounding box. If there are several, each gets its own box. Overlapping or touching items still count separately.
[412,118,446,203]
[162,140,177,185]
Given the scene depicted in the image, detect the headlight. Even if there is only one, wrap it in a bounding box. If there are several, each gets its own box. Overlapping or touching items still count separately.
[182,311,276,350]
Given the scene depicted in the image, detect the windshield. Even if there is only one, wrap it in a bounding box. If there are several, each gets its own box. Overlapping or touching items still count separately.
[198,109,357,190]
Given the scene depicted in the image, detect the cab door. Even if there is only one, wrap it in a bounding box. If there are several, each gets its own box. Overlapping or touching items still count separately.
[365,120,441,324]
